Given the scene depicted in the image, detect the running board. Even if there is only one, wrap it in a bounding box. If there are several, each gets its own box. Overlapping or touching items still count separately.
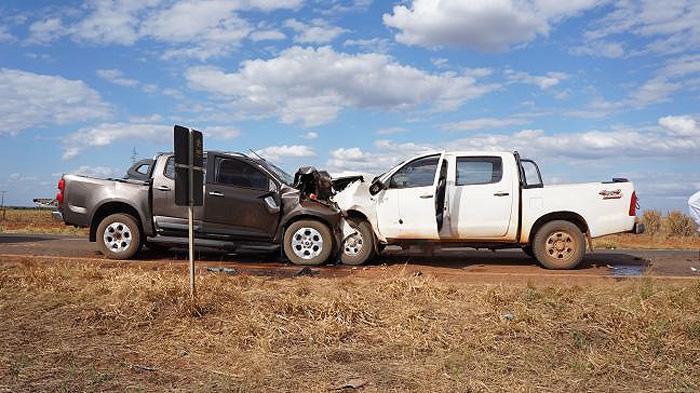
[146,236,280,253]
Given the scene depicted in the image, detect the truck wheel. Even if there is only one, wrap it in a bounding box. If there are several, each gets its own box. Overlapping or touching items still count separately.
[532,220,585,270]
[341,219,375,266]
[97,213,142,260]
[283,220,333,265]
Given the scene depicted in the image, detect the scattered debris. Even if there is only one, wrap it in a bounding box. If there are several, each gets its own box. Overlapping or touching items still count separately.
[206,267,238,274]
[379,263,388,271]
[329,377,367,391]
[606,264,617,270]
[691,266,698,273]
[296,266,316,276]
[129,363,156,372]
[501,311,516,321]
[413,271,422,277]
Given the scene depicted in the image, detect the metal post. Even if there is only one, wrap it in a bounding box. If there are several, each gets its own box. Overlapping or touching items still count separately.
[188,134,196,299]
[0,191,6,221]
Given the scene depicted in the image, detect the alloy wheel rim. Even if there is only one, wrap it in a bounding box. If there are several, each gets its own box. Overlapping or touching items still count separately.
[291,227,324,260]
[103,221,132,253]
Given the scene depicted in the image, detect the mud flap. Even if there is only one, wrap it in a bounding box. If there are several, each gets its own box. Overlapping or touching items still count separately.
[586,231,594,252]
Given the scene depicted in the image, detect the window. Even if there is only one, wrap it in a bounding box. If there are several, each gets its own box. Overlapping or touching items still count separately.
[389,155,439,189]
[456,157,502,186]
[164,156,207,180]
[215,158,268,190]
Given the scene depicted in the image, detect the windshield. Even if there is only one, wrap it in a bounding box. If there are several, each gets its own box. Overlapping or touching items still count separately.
[265,162,294,186]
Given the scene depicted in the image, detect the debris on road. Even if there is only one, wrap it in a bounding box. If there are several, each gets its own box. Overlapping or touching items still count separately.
[206,267,239,274]
[328,377,367,391]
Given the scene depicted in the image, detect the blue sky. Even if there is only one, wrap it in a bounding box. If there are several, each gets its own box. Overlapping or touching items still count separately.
[1,0,699,213]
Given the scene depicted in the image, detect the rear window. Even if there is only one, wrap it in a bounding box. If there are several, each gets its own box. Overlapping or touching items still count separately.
[456,157,503,186]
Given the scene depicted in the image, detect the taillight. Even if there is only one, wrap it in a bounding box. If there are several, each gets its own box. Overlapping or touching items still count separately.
[56,178,65,204]
[629,191,638,216]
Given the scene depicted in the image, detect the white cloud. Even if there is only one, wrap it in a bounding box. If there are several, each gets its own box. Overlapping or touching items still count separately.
[284,18,347,43]
[69,165,118,178]
[0,25,13,42]
[659,115,700,136]
[505,70,568,89]
[23,0,303,59]
[299,132,318,139]
[578,1,700,57]
[659,54,700,78]
[0,68,112,135]
[326,116,700,175]
[205,125,242,140]
[184,46,499,127]
[254,145,315,161]
[376,127,408,135]
[250,29,286,41]
[96,69,139,87]
[62,122,172,160]
[27,18,66,44]
[439,117,531,132]
[383,0,601,51]
[343,38,392,53]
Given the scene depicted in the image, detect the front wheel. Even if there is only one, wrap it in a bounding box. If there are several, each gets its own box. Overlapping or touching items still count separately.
[283,220,333,265]
[532,220,585,270]
[340,219,375,266]
[97,213,142,260]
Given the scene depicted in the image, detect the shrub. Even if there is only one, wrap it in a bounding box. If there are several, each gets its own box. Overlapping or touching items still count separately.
[642,209,662,236]
[666,210,697,237]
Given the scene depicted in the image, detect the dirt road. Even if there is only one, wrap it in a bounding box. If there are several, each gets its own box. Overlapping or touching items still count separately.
[1,233,699,283]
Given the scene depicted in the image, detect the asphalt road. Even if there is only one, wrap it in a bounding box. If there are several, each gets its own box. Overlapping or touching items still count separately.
[1,233,699,282]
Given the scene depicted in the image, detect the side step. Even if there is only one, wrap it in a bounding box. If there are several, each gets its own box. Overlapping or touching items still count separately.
[146,236,280,253]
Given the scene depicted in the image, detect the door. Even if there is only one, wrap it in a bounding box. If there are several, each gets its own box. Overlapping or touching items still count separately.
[203,155,281,241]
[452,155,514,238]
[376,153,443,239]
[152,155,205,233]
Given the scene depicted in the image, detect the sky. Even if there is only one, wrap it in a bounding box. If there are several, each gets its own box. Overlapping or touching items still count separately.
[0,0,699,213]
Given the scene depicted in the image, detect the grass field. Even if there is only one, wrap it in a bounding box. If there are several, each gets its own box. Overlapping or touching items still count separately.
[1,258,699,392]
[2,208,700,391]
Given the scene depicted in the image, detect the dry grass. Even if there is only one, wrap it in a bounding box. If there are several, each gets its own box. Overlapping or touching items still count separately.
[2,259,700,392]
[0,208,87,235]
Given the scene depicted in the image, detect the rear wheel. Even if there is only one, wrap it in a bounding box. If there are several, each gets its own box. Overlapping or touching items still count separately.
[532,220,585,270]
[97,213,142,260]
[341,219,375,266]
[283,220,333,265]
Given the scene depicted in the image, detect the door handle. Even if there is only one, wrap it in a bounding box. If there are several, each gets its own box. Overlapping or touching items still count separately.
[156,185,171,191]
[420,194,433,199]
[208,191,224,197]
[494,192,510,197]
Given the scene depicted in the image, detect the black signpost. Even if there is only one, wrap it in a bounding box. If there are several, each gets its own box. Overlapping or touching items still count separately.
[174,125,204,298]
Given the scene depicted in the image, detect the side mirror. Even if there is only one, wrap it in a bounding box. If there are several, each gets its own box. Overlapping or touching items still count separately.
[369,178,387,195]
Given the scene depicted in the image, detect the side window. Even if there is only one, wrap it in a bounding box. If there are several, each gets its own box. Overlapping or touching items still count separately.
[215,158,268,190]
[164,156,207,179]
[389,155,439,189]
[164,157,175,179]
[456,157,503,186]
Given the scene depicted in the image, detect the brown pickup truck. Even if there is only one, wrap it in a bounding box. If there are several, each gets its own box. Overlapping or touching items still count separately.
[54,151,360,265]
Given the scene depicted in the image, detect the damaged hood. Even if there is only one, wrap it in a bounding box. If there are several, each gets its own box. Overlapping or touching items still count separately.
[293,166,365,201]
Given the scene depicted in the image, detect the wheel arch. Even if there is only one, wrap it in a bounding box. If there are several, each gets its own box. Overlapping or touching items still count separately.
[90,202,144,242]
[528,211,589,245]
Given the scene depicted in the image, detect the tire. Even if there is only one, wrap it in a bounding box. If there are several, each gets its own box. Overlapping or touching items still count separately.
[521,245,535,259]
[340,219,375,266]
[97,213,142,260]
[283,220,333,266]
[532,220,585,270]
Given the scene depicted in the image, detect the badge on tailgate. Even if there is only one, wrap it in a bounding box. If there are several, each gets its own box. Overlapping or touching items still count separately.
[598,189,622,200]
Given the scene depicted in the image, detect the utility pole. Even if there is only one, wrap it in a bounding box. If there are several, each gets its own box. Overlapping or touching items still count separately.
[0,191,6,221]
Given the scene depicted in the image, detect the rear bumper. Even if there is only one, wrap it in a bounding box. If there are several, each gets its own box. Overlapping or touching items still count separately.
[52,210,63,221]
[630,221,645,234]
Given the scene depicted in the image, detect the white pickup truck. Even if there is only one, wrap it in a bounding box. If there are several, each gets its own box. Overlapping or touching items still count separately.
[334,151,644,269]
